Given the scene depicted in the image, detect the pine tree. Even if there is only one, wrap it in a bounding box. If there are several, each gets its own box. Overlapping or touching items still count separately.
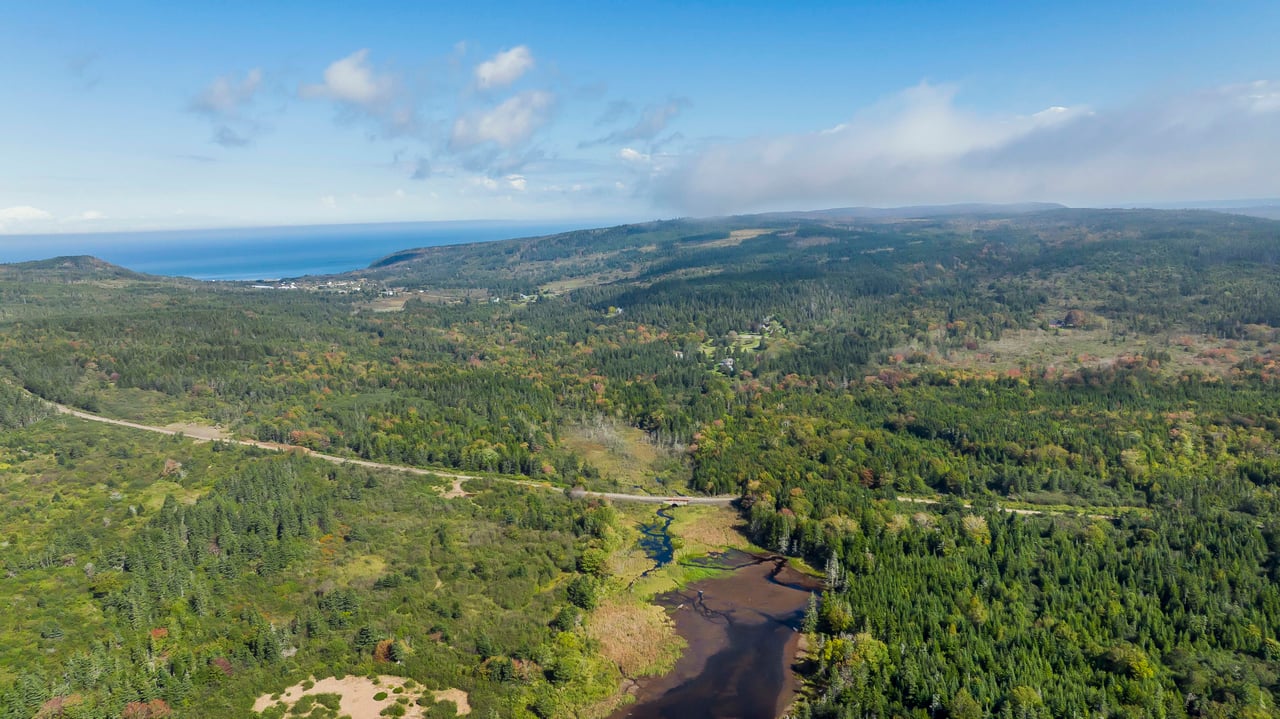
[802,592,820,634]
[825,551,843,591]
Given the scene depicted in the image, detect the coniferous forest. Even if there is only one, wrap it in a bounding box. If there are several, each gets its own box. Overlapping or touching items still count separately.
[4,208,1280,718]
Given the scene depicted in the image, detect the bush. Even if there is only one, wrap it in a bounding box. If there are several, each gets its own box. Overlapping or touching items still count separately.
[566,575,600,610]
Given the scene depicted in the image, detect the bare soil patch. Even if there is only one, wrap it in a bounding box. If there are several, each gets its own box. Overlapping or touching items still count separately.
[439,477,472,499]
[690,228,770,248]
[253,675,420,718]
[359,297,409,313]
[161,421,230,441]
[430,688,471,715]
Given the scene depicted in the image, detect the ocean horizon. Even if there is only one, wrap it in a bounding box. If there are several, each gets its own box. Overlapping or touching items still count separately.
[0,219,603,281]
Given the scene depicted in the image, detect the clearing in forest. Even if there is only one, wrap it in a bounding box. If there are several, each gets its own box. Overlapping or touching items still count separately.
[563,417,681,494]
[252,675,470,718]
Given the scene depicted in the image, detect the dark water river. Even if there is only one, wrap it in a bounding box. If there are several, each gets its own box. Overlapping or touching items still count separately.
[611,541,821,719]
[634,508,677,580]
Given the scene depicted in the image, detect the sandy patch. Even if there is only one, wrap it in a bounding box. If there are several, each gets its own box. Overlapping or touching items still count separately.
[254,676,471,718]
[690,228,770,248]
[431,689,471,715]
[253,675,420,718]
[359,297,409,313]
[439,477,472,499]
[162,421,230,441]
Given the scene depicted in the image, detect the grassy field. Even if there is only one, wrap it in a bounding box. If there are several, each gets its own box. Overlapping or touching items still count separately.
[562,417,686,494]
[883,296,1280,379]
[612,503,756,599]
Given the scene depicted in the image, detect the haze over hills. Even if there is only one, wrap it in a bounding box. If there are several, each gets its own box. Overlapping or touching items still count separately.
[761,202,1069,221]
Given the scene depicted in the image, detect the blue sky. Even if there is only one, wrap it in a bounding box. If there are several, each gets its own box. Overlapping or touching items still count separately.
[2,1,1279,233]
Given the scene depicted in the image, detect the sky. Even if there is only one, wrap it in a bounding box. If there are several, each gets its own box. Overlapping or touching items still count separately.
[2,1,1279,234]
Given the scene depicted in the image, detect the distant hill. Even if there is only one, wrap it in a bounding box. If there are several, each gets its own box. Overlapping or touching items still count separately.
[762,202,1067,221]
[0,254,150,281]
[357,206,1280,295]
[1130,199,1280,221]
[1218,205,1280,220]
[366,204,1067,271]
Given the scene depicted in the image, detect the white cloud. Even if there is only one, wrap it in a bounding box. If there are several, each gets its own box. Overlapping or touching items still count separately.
[0,206,54,222]
[618,147,650,164]
[1242,79,1280,112]
[451,90,555,148]
[301,50,418,137]
[192,69,262,115]
[469,174,528,193]
[59,210,107,224]
[301,50,391,105]
[657,81,1280,213]
[0,206,54,232]
[190,69,266,147]
[475,46,534,90]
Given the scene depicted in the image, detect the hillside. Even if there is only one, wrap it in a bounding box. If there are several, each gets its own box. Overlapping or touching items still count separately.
[0,255,150,281]
[3,208,1280,718]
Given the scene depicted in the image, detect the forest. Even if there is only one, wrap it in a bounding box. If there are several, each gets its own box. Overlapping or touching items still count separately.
[3,207,1280,718]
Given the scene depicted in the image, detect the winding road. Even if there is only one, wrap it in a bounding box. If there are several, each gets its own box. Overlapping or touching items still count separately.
[51,402,1125,518]
[51,403,739,505]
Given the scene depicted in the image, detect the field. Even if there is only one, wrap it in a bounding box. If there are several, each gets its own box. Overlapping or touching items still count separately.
[562,416,685,494]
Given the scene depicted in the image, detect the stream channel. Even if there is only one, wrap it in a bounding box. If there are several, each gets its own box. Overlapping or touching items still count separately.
[611,508,820,719]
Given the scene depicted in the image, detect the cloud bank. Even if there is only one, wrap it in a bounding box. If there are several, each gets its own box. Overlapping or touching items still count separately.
[657,81,1280,214]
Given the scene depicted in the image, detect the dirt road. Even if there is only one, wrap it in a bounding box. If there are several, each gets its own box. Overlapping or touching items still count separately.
[52,403,1118,517]
[52,403,736,505]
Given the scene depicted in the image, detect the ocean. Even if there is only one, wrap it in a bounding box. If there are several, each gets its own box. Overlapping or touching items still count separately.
[0,220,597,281]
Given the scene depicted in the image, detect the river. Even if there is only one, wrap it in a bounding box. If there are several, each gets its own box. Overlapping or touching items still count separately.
[611,530,821,719]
